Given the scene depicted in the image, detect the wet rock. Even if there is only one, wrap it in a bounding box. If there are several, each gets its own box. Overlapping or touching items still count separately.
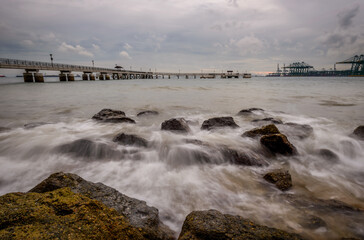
[201,117,239,130]
[92,108,126,121]
[137,110,159,117]
[113,133,148,147]
[0,188,146,240]
[24,122,49,129]
[263,170,292,191]
[299,214,327,230]
[178,209,304,240]
[221,147,266,166]
[317,149,340,163]
[161,118,190,133]
[260,134,297,156]
[0,127,10,132]
[29,172,175,240]
[280,122,313,139]
[352,126,364,140]
[104,117,136,124]
[56,139,120,160]
[242,124,280,138]
[252,117,283,125]
[237,108,264,115]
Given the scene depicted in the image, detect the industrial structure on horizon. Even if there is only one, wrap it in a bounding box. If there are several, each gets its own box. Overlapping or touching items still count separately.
[267,54,364,77]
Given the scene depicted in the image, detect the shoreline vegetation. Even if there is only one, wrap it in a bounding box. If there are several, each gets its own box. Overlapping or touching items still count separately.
[1,108,363,239]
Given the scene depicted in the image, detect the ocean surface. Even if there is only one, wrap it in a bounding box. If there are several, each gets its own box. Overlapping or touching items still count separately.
[0,76,363,239]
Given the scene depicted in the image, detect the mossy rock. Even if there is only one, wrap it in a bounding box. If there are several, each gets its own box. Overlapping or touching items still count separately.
[242,124,280,138]
[0,188,146,240]
[263,170,292,191]
[260,134,297,156]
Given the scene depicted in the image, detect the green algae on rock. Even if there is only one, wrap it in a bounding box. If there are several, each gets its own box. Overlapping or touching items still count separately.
[263,170,292,191]
[0,188,146,240]
[242,124,280,138]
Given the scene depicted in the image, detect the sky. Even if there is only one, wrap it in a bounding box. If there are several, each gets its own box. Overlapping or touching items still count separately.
[0,0,363,74]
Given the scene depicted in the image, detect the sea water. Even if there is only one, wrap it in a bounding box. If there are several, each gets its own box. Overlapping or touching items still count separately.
[0,76,363,239]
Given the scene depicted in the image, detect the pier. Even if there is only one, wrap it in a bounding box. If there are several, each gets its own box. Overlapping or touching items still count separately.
[0,58,245,82]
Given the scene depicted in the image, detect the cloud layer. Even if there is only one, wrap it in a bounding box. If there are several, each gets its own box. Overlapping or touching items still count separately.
[0,0,363,73]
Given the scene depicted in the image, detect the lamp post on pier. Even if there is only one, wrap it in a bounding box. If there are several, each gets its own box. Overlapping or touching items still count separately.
[50,54,53,67]
[92,60,94,67]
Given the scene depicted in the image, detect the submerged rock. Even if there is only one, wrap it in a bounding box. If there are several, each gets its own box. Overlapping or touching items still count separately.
[260,134,297,156]
[161,118,190,133]
[279,122,313,140]
[56,139,120,160]
[242,124,280,138]
[221,147,266,166]
[92,108,126,121]
[0,188,146,240]
[264,170,292,191]
[137,110,159,117]
[201,117,239,130]
[317,148,340,163]
[24,122,49,129]
[178,209,303,240]
[104,117,136,124]
[29,172,175,240]
[252,117,283,125]
[0,127,10,132]
[299,214,327,230]
[113,133,148,147]
[237,108,264,115]
[352,126,364,140]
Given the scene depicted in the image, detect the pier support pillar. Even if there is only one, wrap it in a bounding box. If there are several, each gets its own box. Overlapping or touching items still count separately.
[186,75,188,79]
[82,73,89,81]
[194,75,196,79]
[99,74,105,80]
[59,73,67,82]
[105,74,110,80]
[89,74,95,80]
[34,73,44,82]
[23,73,34,82]
[67,73,75,81]
[168,75,170,79]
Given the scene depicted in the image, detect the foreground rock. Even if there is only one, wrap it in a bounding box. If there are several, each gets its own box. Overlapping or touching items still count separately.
[242,124,280,138]
[161,118,190,133]
[264,170,292,191]
[56,139,121,160]
[137,110,159,117]
[92,108,126,121]
[113,133,148,147]
[29,172,175,240]
[352,125,364,140]
[201,117,239,130]
[178,209,303,240]
[0,188,146,240]
[260,134,297,156]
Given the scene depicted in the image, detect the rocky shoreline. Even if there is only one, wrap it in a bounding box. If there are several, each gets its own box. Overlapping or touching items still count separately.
[1,108,363,239]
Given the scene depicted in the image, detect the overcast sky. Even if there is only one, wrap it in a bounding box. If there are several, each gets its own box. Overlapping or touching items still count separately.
[0,0,363,74]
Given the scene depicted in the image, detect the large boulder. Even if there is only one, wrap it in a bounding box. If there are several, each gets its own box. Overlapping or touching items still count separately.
[352,126,364,140]
[178,209,304,240]
[137,110,159,117]
[161,118,190,133]
[0,188,146,240]
[113,133,148,147]
[201,117,239,131]
[29,172,175,240]
[263,170,292,191]
[260,134,297,156]
[92,108,126,121]
[242,124,280,138]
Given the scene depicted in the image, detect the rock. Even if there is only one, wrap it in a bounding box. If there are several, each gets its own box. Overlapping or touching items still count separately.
[161,118,190,133]
[55,139,121,160]
[237,108,264,115]
[113,133,148,147]
[104,117,136,124]
[317,149,340,163]
[260,134,297,156]
[178,209,304,240]
[24,122,49,129]
[201,117,239,131]
[252,117,283,125]
[352,126,364,140]
[280,123,313,139]
[92,108,126,121]
[29,172,175,240]
[137,110,159,117]
[299,214,327,230]
[0,127,10,132]
[242,124,280,138]
[221,147,267,166]
[0,188,146,240]
[263,170,292,191]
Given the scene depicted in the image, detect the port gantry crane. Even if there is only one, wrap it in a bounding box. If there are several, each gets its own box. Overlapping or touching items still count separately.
[336,55,364,76]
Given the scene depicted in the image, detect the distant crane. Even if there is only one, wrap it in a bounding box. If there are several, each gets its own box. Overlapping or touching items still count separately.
[336,55,364,76]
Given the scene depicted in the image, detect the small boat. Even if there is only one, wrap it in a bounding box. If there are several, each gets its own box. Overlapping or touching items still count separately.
[0,74,5,77]
[243,73,252,78]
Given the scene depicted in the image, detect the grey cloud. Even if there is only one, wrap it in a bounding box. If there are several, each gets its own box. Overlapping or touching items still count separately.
[338,5,360,29]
